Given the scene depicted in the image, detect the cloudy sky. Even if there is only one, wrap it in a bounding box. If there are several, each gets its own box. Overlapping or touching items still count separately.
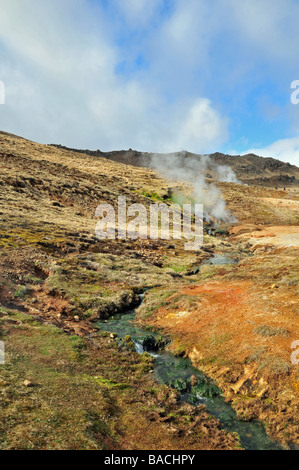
[0,0,299,165]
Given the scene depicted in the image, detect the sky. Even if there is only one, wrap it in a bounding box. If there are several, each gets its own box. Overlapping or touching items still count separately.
[0,0,299,165]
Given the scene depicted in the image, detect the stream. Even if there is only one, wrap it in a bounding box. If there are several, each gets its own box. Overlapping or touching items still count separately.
[97,251,284,450]
[97,304,282,451]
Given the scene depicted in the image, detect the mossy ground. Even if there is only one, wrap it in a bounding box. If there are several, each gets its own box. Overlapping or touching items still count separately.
[0,306,239,450]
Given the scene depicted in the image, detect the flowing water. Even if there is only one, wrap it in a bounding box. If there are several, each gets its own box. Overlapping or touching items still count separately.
[190,253,239,275]
[97,306,283,450]
[202,253,239,266]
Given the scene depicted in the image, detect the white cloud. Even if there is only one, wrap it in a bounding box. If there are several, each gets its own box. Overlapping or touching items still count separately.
[244,138,299,167]
[172,99,229,152]
[111,0,163,26]
[0,0,229,152]
[0,0,298,160]
[0,0,117,81]
[148,0,213,87]
[227,0,299,64]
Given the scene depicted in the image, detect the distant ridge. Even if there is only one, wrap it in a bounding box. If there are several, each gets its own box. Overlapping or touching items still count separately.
[51,144,299,188]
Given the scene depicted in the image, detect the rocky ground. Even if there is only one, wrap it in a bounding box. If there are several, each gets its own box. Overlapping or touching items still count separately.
[0,130,298,450]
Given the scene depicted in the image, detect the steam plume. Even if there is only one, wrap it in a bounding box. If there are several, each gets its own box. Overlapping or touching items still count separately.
[147,151,239,223]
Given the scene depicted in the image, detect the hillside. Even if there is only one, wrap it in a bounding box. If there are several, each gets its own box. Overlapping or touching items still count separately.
[52,143,299,189]
[0,130,298,450]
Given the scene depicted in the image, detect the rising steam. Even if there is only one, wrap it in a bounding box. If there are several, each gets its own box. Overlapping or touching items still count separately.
[147,151,239,223]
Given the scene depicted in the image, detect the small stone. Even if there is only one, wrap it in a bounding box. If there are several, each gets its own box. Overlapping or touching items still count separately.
[110,333,117,339]
[74,316,80,322]
[190,375,199,386]
[271,284,278,289]
[23,380,33,387]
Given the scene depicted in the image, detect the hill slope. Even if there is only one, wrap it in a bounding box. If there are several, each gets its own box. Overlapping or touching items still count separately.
[0,130,298,450]
[51,142,299,189]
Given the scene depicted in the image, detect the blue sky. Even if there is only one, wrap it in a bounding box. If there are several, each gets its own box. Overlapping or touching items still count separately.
[0,0,299,165]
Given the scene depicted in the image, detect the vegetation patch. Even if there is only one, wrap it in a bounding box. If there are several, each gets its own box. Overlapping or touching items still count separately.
[254,325,290,338]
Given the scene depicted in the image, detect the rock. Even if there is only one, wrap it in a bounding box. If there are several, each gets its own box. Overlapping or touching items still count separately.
[190,375,199,386]
[169,426,179,435]
[110,333,117,339]
[23,380,34,387]
[201,424,210,435]
[257,387,269,398]
[74,316,80,322]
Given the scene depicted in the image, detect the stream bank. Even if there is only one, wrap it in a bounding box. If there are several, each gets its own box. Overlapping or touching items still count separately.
[97,305,282,451]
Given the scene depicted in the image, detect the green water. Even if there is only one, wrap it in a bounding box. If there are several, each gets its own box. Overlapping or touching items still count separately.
[190,253,239,275]
[97,308,283,451]
[203,253,239,266]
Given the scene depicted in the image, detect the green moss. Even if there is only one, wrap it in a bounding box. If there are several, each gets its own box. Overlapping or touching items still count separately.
[264,398,272,405]
[166,265,187,273]
[85,375,131,390]
[14,286,32,299]
[0,306,179,450]
[141,191,165,202]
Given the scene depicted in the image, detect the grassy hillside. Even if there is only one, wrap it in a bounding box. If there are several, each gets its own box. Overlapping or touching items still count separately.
[0,131,298,449]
